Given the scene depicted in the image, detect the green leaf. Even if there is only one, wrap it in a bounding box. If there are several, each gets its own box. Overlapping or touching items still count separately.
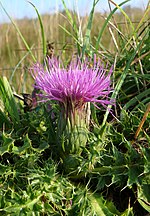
[12,134,32,155]
[0,76,20,125]
[105,200,121,215]
[127,166,142,186]
[89,192,114,216]
[3,194,42,213]
[120,207,134,216]
[0,163,9,175]
[137,184,150,212]
[139,146,150,174]
[33,141,49,153]
[0,132,14,156]
[0,109,11,128]
[122,88,150,111]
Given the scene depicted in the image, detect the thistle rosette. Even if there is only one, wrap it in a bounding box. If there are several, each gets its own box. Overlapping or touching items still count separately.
[31,57,113,159]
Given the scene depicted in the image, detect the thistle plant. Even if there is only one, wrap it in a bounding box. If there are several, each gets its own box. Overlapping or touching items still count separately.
[31,56,113,162]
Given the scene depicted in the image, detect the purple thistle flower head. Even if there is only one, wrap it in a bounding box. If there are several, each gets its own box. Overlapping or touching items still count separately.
[31,56,114,157]
[31,56,113,111]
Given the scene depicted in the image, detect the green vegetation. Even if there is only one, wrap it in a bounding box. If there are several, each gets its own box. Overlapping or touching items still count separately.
[0,0,150,215]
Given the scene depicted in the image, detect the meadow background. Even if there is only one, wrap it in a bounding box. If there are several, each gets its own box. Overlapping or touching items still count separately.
[0,0,150,215]
[0,1,148,92]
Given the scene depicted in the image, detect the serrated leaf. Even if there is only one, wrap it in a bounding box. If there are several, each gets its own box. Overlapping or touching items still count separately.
[0,163,9,175]
[12,135,31,155]
[127,166,141,186]
[137,184,150,212]
[3,195,42,213]
[0,133,14,156]
[139,146,150,174]
[34,141,49,153]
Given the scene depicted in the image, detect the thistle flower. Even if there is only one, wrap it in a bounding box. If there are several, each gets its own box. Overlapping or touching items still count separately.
[31,56,113,158]
[32,57,112,108]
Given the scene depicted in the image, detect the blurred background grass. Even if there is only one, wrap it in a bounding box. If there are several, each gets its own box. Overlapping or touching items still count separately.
[0,2,149,93]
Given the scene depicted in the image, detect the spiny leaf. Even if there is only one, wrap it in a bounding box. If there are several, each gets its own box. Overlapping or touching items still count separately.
[127,166,142,186]
[0,132,14,156]
[0,163,10,175]
[12,134,32,155]
[137,184,150,212]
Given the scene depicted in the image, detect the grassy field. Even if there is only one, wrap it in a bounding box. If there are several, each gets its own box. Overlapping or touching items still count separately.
[0,0,150,215]
[0,3,148,92]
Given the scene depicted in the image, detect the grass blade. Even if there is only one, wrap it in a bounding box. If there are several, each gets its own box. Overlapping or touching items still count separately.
[102,31,148,126]
[0,109,11,128]
[0,77,20,124]
[122,88,150,111]
[61,0,83,54]
[82,0,99,56]
[28,1,47,59]
[10,50,31,83]
[95,0,129,51]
